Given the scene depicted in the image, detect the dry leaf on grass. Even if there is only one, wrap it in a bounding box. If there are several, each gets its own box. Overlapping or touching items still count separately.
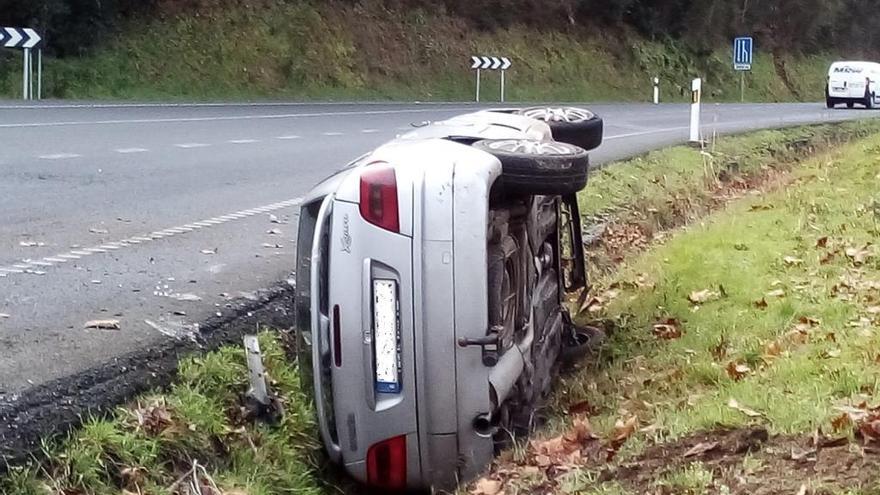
[754,297,769,309]
[766,289,786,298]
[728,398,763,418]
[726,361,751,381]
[816,236,829,248]
[682,441,720,458]
[652,318,683,340]
[471,478,503,495]
[84,319,120,330]
[845,245,874,265]
[687,289,718,304]
[783,256,804,266]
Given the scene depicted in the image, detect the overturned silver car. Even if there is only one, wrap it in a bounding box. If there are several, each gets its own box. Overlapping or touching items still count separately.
[295,107,604,490]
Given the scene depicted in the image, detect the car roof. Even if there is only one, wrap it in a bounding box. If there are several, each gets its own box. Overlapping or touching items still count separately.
[829,61,880,73]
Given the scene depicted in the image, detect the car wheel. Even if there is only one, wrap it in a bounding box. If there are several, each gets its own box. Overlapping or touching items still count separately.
[847,101,855,109]
[474,139,590,196]
[517,107,604,151]
[867,93,876,109]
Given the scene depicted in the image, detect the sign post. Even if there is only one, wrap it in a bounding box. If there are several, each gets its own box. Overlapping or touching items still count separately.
[471,55,511,102]
[689,78,702,144]
[653,77,660,104]
[1,27,43,100]
[733,36,753,103]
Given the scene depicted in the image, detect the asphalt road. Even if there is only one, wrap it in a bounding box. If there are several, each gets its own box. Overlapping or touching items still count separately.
[0,101,871,402]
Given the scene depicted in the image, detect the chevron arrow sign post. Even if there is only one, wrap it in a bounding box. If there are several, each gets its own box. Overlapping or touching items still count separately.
[1,27,44,100]
[470,56,512,102]
[1,27,42,49]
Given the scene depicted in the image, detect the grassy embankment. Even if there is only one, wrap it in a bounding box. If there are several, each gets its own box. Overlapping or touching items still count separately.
[0,2,834,102]
[4,121,880,495]
[473,120,880,494]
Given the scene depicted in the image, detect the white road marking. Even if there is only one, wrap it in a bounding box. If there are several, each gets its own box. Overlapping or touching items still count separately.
[175,143,210,149]
[361,129,380,133]
[0,108,476,129]
[0,197,304,280]
[322,132,344,136]
[116,148,149,154]
[229,139,258,144]
[276,135,301,140]
[39,153,81,160]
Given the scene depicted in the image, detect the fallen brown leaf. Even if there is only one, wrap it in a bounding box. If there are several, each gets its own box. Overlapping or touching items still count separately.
[846,245,874,265]
[831,413,853,432]
[726,361,751,381]
[472,478,503,495]
[611,416,638,443]
[682,441,719,458]
[754,298,768,309]
[763,340,783,357]
[783,256,804,266]
[652,318,683,340]
[688,289,718,304]
[816,236,829,248]
[568,400,598,416]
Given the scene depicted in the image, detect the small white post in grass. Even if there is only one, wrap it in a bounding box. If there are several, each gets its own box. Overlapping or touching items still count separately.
[653,77,660,104]
[689,78,702,144]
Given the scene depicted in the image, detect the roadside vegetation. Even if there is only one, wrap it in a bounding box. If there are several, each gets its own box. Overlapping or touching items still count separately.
[472,120,880,493]
[4,122,880,495]
[0,1,836,101]
[0,334,330,495]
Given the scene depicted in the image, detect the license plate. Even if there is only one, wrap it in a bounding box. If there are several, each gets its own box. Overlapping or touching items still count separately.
[373,279,401,394]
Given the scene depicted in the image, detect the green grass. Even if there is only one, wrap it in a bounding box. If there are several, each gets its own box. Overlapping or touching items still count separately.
[470,121,880,494]
[0,333,330,495]
[566,127,880,441]
[0,1,841,101]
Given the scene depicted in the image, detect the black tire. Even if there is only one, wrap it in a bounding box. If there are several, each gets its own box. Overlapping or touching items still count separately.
[473,139,590,196]
[867,91,876,109]
[517,107,604,151]
[847,101,855,109]
[826,99,835,109]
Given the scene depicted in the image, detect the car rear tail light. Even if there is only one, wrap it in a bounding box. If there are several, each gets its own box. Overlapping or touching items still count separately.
[366,435,407,490]
[360,165,400,233]
[332,304,342,368]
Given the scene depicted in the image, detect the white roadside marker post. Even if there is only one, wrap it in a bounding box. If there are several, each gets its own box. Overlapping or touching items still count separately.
[689,78,702,144]
[653,77,660,104]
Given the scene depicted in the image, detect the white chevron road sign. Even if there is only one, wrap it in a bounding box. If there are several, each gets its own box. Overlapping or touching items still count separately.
[1,27,42,49]
[471,56,511,71]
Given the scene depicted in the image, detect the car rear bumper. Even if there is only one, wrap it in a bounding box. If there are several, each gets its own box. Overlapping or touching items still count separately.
[304,140,505,490]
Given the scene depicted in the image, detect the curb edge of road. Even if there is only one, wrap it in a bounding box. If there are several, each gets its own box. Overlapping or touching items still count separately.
[0,282,296,468]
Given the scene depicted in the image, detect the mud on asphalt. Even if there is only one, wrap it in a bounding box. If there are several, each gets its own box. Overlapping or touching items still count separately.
[0,282,297,468]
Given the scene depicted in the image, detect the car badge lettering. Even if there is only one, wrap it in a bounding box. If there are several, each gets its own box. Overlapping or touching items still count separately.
[341,214,352,253]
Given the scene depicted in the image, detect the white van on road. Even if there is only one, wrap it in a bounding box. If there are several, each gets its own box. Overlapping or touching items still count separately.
[826,61,880,109]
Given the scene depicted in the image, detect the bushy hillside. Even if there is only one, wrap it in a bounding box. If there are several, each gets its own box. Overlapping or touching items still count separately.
[0,1,847,101]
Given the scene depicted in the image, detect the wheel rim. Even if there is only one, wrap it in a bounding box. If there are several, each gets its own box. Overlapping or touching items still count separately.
[522,107,594,123]
[485,139,574,155]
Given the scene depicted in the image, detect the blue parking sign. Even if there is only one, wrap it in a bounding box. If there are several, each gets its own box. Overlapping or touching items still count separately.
[734,37,753,71]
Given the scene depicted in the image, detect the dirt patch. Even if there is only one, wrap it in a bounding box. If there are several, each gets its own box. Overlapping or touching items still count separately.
[607,428,880,494]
